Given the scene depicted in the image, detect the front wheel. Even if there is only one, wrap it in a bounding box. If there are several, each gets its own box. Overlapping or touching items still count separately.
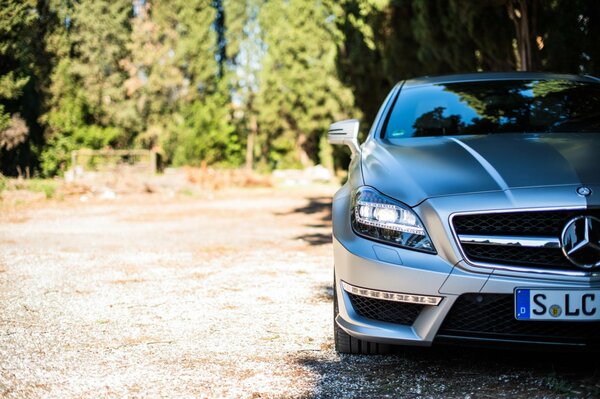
[333,275,392,354]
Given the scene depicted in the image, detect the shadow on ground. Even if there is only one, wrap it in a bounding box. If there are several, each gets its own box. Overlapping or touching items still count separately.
[297,345,600,398]
[278,196,333,246]
[285,197,332,221]
[303,278,600,398]
[299,233,332,245]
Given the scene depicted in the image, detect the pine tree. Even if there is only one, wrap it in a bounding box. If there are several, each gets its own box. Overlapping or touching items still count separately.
[225,0,265,170]
[40,0,133,175]
[0,0,57,175]
[68,0,132,132]
[256,0,357,169]
[4,0,600,176]
[125,0,239,166]
[0,1,35,133]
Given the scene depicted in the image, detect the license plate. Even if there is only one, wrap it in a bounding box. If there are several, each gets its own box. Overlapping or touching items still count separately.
[515,288,600,321]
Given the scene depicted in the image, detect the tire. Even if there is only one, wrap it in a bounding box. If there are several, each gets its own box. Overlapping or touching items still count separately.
[333,274,392,355]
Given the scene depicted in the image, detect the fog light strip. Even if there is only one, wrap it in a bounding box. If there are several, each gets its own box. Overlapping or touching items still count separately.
[341,281,442,306]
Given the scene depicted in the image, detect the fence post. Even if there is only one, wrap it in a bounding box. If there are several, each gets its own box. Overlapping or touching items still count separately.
[71,150,77,177]
[150,151,157,174]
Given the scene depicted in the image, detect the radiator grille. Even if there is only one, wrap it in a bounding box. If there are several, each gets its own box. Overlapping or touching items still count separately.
[453,209,600,272]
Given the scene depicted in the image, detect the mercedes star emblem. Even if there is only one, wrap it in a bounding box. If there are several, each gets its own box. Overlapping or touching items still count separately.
[561,216,600,269]
[577,186,592,197]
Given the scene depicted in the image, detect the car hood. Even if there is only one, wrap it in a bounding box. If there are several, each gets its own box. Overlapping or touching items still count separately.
[361,133,600,207]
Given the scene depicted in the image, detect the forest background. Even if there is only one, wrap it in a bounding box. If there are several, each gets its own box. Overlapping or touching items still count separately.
[1,0,599,177]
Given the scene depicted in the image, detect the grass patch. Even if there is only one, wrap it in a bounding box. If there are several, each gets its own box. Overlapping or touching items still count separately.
[26,179,58,199]
[10,178,59,199]
[179,188,195,197]
[0,174,6,194]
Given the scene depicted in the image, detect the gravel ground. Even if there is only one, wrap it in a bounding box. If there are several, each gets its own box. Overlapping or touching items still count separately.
[1,185,600,398]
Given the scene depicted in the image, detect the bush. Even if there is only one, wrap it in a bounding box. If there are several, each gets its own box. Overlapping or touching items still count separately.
[163,95,243,168]
[40,125,124,176]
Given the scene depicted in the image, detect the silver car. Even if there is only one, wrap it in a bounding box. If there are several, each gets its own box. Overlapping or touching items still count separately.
[329,72,600,354]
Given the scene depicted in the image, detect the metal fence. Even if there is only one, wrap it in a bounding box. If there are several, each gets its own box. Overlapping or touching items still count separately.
[70,149,158,176]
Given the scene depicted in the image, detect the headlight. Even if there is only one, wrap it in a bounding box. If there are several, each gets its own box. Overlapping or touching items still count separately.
[351,186,435,253]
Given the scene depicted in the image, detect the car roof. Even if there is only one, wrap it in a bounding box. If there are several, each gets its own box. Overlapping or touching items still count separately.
[401,72,600,88]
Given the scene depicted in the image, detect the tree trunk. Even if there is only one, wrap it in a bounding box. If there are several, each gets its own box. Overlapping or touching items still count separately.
[508,0,532,71]
[295,132,311,168]
[245,114,257,171]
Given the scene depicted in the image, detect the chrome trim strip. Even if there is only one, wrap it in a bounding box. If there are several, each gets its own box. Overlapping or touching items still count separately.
[458,234,561,248]
[449,206,592,277]
[341,281,443,306]
[462,259,588,277]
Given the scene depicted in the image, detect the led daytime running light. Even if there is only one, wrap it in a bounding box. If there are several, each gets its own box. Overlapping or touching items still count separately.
[342,281,442,306]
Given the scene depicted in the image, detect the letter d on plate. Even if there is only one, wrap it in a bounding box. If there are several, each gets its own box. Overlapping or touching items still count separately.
[515,289,530,320]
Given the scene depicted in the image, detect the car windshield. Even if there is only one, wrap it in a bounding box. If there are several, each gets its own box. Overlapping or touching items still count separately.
[383,79,600,141]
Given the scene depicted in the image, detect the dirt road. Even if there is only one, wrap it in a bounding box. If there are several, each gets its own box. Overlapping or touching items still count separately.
[1,186,599,398]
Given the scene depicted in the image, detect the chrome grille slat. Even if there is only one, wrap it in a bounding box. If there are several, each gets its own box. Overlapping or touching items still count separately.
[458,234,560,248]
[451,208,600,274]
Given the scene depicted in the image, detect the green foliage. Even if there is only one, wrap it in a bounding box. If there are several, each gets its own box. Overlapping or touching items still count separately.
[331,0,514,124]
[122,0,218,148]
[0,71,30,100]
[540,0,600,73]
[0,173,6,194]
[0,1,36,101]
[318,134,334,173]
[26,178,58,199]
[164,91,241,167]
[256,0,357,169]
[40,125,123,176]
[2,0,600,177]
[43,59,86,135]
[68,0,132,127]
[6,177,58,198]
[0,0,42,175]
[0,105,10,132]
[41,56,125,176]
[39,0,133,176]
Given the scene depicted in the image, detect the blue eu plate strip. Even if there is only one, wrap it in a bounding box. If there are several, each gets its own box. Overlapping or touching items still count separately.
[515,289,530,320]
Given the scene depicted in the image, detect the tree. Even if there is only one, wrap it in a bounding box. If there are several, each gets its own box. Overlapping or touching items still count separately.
[0,0,42,175]
[68,0,132,135]
[330,0,517,126]
[330,0,416,125]
[412,1,515,72]
[539,0,600,74]
[0,0,36,123]
[225,0,265,170]
[124,0,240,166]
[256,0,357,169]
[0,0,71,176]
[164,87,240,166]
[39,0,133,175]
[4,0,600,177]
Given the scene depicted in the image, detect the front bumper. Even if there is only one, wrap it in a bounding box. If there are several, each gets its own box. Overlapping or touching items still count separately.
[333,185,600,347]
[335,236,600,347]
[334,237,456,346]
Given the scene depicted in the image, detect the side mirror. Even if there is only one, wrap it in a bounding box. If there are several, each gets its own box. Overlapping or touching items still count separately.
[328,119,360,156]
